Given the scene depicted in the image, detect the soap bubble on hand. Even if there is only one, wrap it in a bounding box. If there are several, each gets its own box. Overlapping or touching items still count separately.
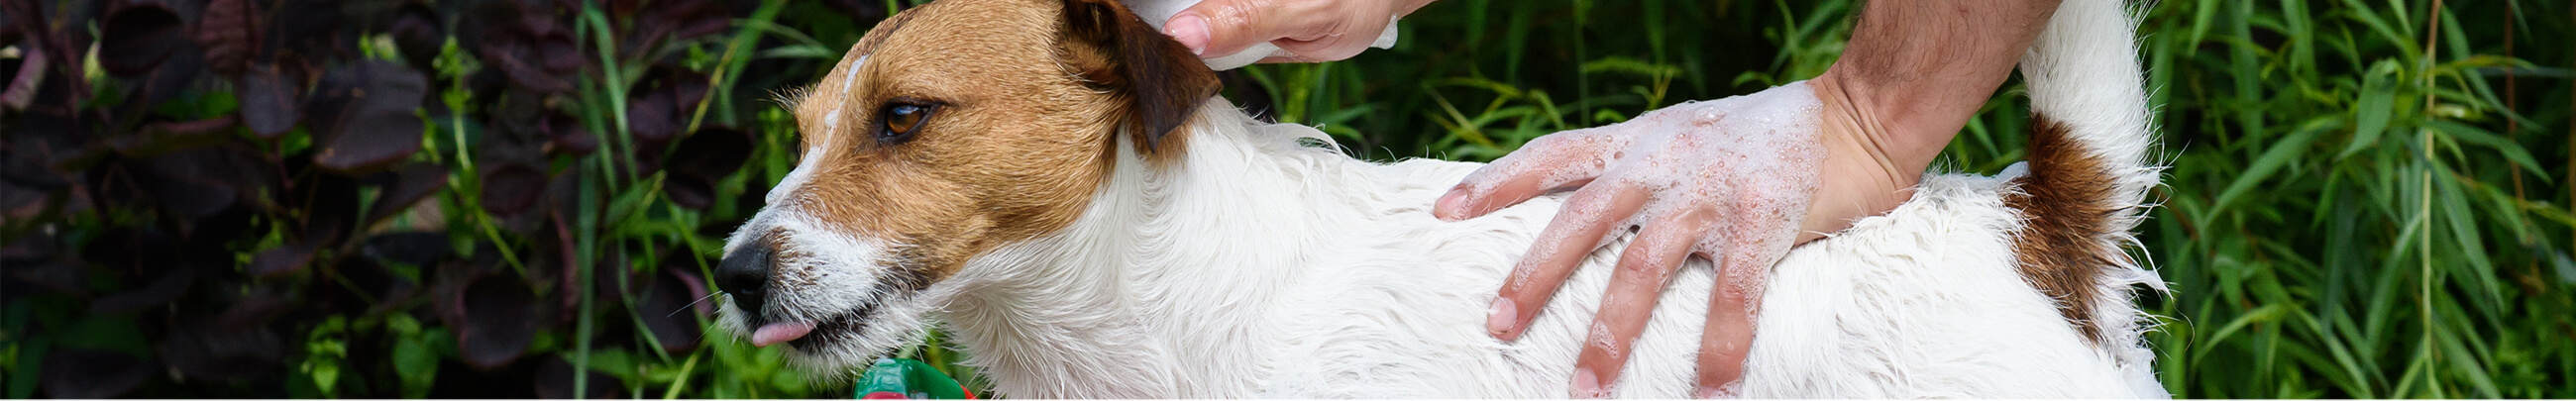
[1436,81,1828,397]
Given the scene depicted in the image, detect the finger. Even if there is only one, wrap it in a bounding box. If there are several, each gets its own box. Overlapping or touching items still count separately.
[1253,54,1309,64]
[1268,20,1387,62]
[1692,258,1760,399]
[1486,181,1648,342]
[1435,130,1628,222]
[1167,0,1305,59]
[1569,207,1716,398]
[1692,215,1794,398]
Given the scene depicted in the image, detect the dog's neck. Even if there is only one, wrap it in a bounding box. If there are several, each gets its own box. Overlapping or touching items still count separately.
[929,101,1394,397]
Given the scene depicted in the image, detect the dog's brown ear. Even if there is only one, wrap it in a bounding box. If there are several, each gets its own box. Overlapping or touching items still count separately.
[1057,0,1221,152]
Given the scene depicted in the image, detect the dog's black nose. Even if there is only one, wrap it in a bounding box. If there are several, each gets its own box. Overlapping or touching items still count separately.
[715,242,776,317]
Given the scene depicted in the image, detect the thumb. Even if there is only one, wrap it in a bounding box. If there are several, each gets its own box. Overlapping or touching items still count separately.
[1164,0,1288,59]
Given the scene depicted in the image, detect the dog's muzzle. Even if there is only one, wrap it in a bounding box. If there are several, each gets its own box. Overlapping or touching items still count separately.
[715,238,821,347]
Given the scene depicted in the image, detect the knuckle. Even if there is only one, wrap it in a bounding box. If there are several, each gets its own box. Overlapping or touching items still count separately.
[1615,258,1665,283]
[1562,190,1610,212]
[1524,133,1567,148]
[1211,0,1270,34]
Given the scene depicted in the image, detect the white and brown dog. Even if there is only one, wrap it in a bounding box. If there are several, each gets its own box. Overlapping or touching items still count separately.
[713,0,2169,397]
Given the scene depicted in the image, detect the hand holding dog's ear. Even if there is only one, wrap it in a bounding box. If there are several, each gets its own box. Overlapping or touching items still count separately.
[1436,75,1916,397]
[1162,0,1430,63]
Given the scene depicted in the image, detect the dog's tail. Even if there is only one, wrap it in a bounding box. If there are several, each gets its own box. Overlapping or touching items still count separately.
[2005,0,2162,349]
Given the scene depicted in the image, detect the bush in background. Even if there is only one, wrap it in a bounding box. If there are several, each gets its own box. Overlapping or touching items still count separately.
[0,0,920,397]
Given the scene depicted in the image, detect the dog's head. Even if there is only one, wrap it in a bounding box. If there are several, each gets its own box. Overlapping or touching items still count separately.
[713,0,1219,368]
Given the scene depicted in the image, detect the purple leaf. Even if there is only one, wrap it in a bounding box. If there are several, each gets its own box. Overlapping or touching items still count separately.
[89,269,192,314]
[2,234,85,295]
[158,315,285,382]
[388,3,443,69]
[268,0,345,60]
[214,290,297,328]
[40,349,155,399]
[454,276,539,369]
[131,147,251,218]
[247,242,318,277]
[661,126,750,210]
[306,60,430,174]
[2,42,48,110]
[469,1,577,94]
[0,147,69,221]
[625,68,709,146]
[364,163,450,226]
[537,32,583,73]
[98,4,186,76]
[112,116,239,156]
[237,64,303,138]
[193,0,262,76]
[637,267,709,353]
[542,113,596,155]
[480,162,548,217]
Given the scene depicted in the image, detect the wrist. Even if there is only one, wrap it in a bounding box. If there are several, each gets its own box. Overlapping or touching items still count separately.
[1795,72,1923,243]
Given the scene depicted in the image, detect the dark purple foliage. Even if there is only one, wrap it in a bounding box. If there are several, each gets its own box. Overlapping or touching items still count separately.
[0,0,839,396]
[41,350,156,398]
[307,61,431,174]
[453,275,540,369]
[193,0,261,75]
[98,4,186,76]
[664,126,752,209]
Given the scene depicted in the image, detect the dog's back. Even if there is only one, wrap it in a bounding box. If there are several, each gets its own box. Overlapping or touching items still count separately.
[1245,0,2163,397]
[1241,157,2157,398]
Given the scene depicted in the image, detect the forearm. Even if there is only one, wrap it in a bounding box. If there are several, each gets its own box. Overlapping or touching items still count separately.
[1797,0,2061,242]
[1820,0,2062,175]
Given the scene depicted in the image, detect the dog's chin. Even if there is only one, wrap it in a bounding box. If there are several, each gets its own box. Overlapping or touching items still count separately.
[718,295,936,377]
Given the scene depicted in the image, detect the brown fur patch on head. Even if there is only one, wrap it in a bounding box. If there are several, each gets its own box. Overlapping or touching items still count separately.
[2002,116,2129,345]
[772,0,1217,284]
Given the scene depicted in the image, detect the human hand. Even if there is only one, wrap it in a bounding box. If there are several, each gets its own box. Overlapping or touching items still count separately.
[1434,77,1913,397]
[1158,0,1431,63]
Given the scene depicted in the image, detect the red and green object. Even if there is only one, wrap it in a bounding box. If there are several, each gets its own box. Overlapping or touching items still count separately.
[856,358,976,399]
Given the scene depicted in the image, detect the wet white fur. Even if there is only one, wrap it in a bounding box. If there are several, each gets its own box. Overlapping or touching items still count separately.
[730,0,2167,397]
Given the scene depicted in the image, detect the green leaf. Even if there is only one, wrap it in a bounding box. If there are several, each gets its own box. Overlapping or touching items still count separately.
[2214,116,2339,211]
[2340,59,2402,158]
[2195,303,2295,362]
[582,349,643,381]
[758,45,839,59]
[2421,120,2543,176]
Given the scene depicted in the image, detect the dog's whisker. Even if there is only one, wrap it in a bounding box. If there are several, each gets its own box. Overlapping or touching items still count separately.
[673,292,722,318]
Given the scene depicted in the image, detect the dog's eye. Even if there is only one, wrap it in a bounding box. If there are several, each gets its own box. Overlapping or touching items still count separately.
[878,101,934,144]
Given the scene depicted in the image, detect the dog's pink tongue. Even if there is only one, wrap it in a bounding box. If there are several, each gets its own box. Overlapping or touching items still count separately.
[750,322,815,347]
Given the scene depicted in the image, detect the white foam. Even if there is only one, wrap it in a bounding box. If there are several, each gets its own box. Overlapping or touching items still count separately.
[1476,81,1825,312]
